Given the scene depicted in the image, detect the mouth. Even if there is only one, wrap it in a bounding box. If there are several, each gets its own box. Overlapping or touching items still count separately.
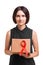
[19,21,23,23]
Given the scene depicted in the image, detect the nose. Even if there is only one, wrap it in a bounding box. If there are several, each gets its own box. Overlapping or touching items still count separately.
[19,16,22,20]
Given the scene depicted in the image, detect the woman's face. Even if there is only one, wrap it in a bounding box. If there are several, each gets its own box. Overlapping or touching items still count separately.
[15,10,26,26]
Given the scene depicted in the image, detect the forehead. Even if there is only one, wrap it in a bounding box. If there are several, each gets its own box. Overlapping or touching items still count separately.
[16,10,25,15]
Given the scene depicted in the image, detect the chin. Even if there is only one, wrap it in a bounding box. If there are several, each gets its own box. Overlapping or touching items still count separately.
[18,23,24,26]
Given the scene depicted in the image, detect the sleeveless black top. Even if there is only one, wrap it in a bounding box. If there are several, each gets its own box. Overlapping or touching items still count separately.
[9,25,35,65]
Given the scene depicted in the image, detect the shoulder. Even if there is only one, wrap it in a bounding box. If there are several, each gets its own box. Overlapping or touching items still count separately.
[6,27,16,37]
[27,26,37,37]
[27,26,37,34]
[32,30,37,41]
[6,30,11,39]
[27,26,33,31]
[10,27,16,31]
[27,27,33,34]
[32,31,37,36]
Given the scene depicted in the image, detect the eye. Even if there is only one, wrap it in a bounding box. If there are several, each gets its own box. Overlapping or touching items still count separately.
[16,15,20,17]
[22,15,26,17]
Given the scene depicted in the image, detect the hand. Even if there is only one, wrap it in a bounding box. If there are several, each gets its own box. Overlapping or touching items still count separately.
[19,53,30,58]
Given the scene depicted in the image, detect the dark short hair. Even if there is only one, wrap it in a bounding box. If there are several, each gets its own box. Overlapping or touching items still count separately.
[12,6,30,24]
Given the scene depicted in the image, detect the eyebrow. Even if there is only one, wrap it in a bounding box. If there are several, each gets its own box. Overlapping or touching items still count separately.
[16,14,26,17]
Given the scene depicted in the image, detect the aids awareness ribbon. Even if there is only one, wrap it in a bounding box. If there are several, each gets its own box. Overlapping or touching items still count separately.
[19,40,28,56]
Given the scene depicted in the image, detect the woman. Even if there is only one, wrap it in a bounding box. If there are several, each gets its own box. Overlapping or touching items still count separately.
[4,6,39,65]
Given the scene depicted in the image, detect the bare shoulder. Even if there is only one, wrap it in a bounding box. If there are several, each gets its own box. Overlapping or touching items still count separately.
[6,30,11,37]
[32,30,37,39]
[32,30,38,44]
[6,30,10,35]
[32,30,37,35]
[32,30,38,45]
[6,30,11,39]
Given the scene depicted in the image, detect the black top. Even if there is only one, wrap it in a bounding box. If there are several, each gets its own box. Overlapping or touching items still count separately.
[9,25,35,65]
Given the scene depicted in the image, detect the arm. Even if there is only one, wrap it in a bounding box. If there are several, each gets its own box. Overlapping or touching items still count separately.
[4,31,13,55]
[22,31,39,58]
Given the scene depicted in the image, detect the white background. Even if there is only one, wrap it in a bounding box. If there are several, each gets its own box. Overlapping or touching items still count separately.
[0,0,43,65]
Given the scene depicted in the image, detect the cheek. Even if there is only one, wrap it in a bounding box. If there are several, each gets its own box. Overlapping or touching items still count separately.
[15,17,19,21]
[23,17,26,22]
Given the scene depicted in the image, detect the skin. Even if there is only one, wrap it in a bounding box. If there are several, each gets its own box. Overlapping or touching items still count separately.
[15,10,26,30]
[4,10,39,58]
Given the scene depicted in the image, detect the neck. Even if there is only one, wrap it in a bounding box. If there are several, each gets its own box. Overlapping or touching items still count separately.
[17,24,26,31]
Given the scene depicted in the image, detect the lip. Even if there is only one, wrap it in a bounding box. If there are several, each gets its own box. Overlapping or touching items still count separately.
[19,20,23,22]
[18,22,23,23]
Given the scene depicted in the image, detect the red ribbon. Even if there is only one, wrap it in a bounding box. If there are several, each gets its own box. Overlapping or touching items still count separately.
[19,40,28,56]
